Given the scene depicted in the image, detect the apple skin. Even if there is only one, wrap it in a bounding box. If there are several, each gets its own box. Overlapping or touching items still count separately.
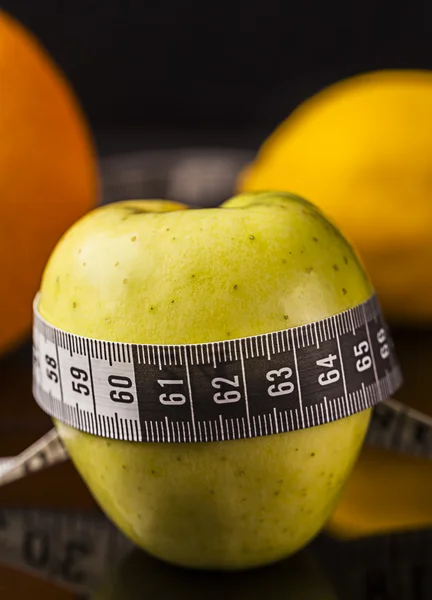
[39,192,372,570]
[91,546,338,600]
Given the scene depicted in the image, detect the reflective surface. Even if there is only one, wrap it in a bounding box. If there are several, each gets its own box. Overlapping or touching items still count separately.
[2,328,432,599]
[2,149,432,598]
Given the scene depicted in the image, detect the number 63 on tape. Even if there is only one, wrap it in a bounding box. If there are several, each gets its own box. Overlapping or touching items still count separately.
[32,293,403,444]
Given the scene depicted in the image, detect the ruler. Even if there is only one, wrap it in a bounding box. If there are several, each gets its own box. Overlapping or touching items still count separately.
[32,293,403,443]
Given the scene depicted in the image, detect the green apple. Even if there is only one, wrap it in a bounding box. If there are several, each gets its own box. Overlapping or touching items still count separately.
[38,191,372,570]
[91,546,338,600]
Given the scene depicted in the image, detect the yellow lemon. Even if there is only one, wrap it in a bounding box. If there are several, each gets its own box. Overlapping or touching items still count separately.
[239,70,432,324]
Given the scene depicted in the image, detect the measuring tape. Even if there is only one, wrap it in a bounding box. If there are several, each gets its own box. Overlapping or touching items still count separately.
[0,507,132,594]
[32,292,403,443]
[0,429,68,487]
[366,397,432,458]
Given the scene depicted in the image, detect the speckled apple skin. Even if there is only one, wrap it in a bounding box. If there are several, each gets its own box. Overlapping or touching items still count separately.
[39,192,372,570]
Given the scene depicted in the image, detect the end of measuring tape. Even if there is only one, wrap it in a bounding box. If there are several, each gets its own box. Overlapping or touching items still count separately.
[31,293,403,443]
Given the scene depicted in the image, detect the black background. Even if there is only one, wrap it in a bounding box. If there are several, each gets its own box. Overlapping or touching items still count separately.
[3,1,431,142]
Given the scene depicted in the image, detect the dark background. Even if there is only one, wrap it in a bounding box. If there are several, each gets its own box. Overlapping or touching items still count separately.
[3,1,430,146]
[2,7,432,597]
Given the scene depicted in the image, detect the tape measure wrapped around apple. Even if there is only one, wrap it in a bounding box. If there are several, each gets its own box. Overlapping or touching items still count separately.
[27,192,404,569]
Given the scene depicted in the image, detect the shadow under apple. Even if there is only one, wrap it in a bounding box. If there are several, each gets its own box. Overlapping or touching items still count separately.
[91,546,338,600]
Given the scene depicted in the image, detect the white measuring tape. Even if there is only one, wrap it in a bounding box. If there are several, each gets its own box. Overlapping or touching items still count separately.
[32,292,403,444]
[8,289,432,488]
[0,429,68,486]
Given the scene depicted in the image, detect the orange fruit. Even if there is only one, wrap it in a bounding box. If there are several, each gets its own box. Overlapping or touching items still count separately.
[0,12,99,355]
